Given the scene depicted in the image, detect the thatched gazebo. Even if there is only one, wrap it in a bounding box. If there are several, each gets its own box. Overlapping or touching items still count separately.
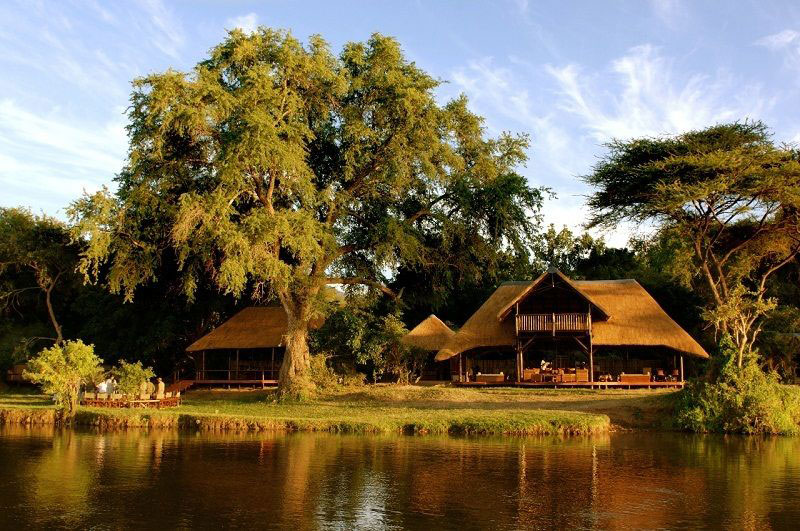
[435,269,709,387]
[402,314,455,351]
[401,315,456,381]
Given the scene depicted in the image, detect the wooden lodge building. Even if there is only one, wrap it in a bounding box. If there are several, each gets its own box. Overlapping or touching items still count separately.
[435,269,709,388]
[183,307,323,388]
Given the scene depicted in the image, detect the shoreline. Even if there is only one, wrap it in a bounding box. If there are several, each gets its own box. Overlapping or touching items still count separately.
[0,406,612,436]
[0,386,687,436]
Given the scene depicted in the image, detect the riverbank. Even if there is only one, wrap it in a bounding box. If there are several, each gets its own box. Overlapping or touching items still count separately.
[0,385,681,435]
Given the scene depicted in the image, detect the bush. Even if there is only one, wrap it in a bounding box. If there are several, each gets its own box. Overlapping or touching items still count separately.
[111,360,155,395]
[676,337,800,435]
[23,340,103,416]
[308,354,339,391]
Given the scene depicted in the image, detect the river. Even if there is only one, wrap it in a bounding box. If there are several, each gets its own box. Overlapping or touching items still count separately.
[0,425,798,529]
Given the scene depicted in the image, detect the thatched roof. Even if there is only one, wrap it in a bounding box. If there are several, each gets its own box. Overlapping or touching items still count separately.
[186,307,323,352]
[401,314,455,351]
[435,277,709,361]
[496,269,610,320]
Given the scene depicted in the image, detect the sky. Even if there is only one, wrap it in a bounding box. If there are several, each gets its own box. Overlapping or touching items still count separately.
[2,0,800,246]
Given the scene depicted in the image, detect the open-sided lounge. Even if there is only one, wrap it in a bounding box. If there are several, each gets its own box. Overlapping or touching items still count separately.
[182,306,323,388]
[435,269,709,388]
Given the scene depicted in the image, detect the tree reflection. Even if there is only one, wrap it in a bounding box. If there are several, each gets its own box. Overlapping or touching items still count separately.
[0,427,798,529]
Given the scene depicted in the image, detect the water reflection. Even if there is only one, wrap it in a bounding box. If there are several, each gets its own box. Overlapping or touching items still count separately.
[0,425,798,530]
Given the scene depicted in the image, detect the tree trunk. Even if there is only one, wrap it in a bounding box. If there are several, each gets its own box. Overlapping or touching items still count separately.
[277,315,314,400]
[45,282,63,345]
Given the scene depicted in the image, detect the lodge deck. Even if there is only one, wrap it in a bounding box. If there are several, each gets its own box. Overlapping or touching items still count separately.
[454,380,685,389]
[178,379,279,390]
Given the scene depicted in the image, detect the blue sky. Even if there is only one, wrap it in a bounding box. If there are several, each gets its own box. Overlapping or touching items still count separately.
[2,0,800,245]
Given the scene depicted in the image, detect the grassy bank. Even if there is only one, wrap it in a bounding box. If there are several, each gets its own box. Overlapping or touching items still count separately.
[0,385,683,436]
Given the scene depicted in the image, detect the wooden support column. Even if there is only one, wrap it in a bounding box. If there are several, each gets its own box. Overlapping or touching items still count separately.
[271,347,275,379]
[236,349,240,380]
[588,309,594,385]
[516,343,523,383]
[201,351,205,381]
[458,353,463,383]
[680,355,684,383]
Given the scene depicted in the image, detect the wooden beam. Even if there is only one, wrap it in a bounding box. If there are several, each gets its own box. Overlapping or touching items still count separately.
[680,355,684,382]
[573,336,588,353]
[588,307,594,385]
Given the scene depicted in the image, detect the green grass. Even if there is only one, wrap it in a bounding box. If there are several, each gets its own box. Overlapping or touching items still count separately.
[0,384,683,436]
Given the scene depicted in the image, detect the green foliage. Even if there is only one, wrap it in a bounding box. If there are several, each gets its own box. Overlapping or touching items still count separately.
[68,27,542,394]
[0,207,80,344]
[585,122,800,360]
[311,296,422,382]
[111,360,155,395]
[308,354,340,391]
[530,224,605,275]
[23,340,103,416]
[379,313,425,384]
[676,337,800,435]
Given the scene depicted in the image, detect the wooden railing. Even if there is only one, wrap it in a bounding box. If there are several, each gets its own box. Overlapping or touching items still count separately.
[516,313,590,333]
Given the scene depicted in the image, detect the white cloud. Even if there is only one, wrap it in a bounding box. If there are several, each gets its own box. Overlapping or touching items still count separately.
[450,45,772,247]
[449,58,615,243]
[756,29,800,76]
[546,44,770,142]
[0,99,127,214]
[755,29,800,50]
[649,0,686,28]
[227,13,259,34]
[450,57,580,177]
[138,0,185,59]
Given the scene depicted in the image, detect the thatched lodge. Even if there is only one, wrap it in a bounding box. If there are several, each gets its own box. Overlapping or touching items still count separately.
[435,269,709,387]
[401,314,456,380]
[183,307,323,388]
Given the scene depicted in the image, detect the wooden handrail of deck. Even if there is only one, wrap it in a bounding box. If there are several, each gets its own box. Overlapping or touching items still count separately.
[516,312,590,332]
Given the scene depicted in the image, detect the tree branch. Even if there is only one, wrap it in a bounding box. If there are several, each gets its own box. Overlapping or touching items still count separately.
[326,276,399,299]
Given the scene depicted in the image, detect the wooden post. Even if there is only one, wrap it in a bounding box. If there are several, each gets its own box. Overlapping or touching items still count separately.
[201,351,205,381]
[516,343,522,383]
[271,347,275,380]
[588,309,594,385]
[680,355,684,383]
[458,353,463,383]
[236,349,240,380]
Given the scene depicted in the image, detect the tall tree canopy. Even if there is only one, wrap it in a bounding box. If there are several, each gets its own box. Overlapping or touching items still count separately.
[70,29,541,397]
[0,208,79,346]
[585,122,800,366]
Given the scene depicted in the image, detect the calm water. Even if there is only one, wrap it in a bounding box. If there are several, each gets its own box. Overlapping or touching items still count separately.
[1,426,799,530]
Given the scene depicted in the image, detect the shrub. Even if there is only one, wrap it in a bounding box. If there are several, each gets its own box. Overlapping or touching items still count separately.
[308,353,339,391]
[23,340,103,416]
[111,360,155,395]
[676,337,800,435]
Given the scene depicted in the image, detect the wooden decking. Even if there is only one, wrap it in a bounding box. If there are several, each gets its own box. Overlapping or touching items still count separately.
[169,379,279,392]
[454,380,684,389]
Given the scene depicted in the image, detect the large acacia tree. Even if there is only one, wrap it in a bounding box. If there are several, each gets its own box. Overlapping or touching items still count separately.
[70,29,541,397]
[585,122,800,366]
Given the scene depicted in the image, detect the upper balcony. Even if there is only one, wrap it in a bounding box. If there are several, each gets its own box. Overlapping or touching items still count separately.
[515,312,590,334]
